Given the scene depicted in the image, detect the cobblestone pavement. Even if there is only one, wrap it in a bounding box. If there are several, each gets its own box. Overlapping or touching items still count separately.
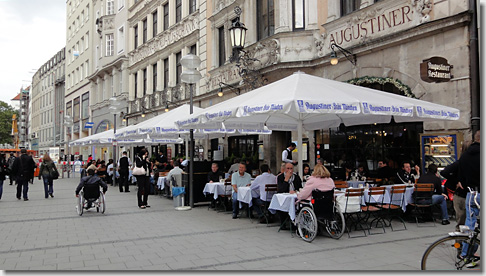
[0,176,454,271]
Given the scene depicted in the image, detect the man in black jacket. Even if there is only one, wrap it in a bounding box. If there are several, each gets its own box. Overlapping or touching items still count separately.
[118,151,131,193]
[207,163,225,183]
[11,149,36,201]
[75,169,108,209]
[276,163,302,229]
[417,164,450,225]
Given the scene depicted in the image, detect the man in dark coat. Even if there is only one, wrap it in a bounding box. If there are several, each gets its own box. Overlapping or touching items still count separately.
[11,149,36,200]
[118,151,131,192]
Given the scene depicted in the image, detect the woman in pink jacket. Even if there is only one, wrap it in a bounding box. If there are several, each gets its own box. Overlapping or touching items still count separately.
[297,164,335,202]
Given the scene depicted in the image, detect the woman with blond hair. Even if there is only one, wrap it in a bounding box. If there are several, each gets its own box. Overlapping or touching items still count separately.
[38,153,58,198]
[296,164,335,202]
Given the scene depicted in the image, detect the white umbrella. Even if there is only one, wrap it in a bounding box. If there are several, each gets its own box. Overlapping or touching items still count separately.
[177,71,460,174]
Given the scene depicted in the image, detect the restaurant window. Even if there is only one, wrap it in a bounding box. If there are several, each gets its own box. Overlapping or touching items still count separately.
[163,3,169,30]
[292,0,305,30]
[152,10,158,37]
[228,135,258,161]
[152,63,157,92]
[218,26,226,67]
[341,0,361,16]
[142,18,147,43]
[73,97,80,122]
[175,0,182,23]
[175,52,182,85]
[143,68,147,96]
[257,0,274,41]
[163,58,169,89]
[81,92,89,119]
[189,0,196,14]
[134,25,138,48]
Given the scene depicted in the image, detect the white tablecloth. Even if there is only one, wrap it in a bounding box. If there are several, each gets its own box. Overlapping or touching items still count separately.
[237,186,252,208]
[157,177,167,190]
[347,181,366,188]
[383,185,414,212]
[268,193,298,221]
[203,182,231,200]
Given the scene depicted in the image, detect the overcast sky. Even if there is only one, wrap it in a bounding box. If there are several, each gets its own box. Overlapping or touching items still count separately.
[0,0,65,106]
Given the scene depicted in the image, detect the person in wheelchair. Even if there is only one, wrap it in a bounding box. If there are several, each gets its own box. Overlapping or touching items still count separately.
[75,169,108,209]
[296,164,335,203]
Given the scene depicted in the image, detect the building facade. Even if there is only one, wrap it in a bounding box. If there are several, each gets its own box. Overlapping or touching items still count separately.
[65,0,94,159]
[30,48,66,156]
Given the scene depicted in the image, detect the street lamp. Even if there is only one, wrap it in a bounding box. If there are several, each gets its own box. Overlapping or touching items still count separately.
[63,115,73,178]
[109,97,123,187]
[181,53,202,209]
[330,43,356,66]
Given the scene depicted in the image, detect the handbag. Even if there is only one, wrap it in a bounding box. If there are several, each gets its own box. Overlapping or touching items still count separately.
[132,157,146,176]
[50,164,59,180]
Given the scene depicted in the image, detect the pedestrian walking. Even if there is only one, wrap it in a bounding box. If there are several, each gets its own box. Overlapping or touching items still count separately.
[11,148,36,201]
[134,149,151,209]
[7,153,15,185]
[0,153,8,200]
[118,151,131,192]
[38,153,59,198]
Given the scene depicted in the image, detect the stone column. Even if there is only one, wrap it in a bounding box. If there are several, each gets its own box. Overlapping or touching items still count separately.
[147,12,154,40]
[128,73,134,101]
[275,0,291,33]
[307,0,318,29]
[137,69,143,98]
[156,59,163,92]
[147,64,153,94]
[137,21,143,48]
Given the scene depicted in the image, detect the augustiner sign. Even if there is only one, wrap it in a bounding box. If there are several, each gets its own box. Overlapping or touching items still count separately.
[420,57,453,83]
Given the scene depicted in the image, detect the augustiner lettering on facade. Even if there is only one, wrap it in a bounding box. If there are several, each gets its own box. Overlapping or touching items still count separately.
[129,15,198,66]
[328,5,413,46]
[420,56,453,83]
[207,66,240,91]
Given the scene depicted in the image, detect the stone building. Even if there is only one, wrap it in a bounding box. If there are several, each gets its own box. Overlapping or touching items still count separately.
[30,48,66,156]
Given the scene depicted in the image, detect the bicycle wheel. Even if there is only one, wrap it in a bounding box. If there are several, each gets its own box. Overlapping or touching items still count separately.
[421,235,476,270]
[297,206,318,243]
[326,205,345,239]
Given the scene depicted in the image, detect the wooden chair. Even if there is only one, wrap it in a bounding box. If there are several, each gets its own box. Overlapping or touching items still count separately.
[381,185,407,231]
[260,184,278,225]
[334,181,349,189]
[337,188,366,238]
[409,183,436,227]
[362,187,386,235]
[216,179,233,213]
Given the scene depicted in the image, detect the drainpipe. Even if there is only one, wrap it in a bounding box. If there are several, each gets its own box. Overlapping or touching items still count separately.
[469,0,480,134]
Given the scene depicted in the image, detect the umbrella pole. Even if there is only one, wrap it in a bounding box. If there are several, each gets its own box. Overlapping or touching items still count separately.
[297,120,303,180]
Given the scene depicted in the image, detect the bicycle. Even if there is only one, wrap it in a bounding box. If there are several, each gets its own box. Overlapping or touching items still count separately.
[421,188,480,270]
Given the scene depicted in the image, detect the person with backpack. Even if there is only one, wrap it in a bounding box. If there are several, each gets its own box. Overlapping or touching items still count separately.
[38,153,59,199]
[0,153,8,200]
[7,153,15,185]
[11,149,36,201]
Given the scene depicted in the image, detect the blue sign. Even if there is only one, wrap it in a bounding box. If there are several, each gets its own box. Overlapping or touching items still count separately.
[84,122,94,129]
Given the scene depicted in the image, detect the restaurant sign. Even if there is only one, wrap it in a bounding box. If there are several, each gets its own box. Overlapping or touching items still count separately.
[420,56,453,83]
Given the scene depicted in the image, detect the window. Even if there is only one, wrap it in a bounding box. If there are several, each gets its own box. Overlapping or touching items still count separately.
[85,61,89,77]
[80,37,84,53]
[85,32,89,50]
[118,0,125,10]
[257,0,275,40]
[73,97,80,122]
[189,0,196,14]
[341,0,361,16]
[118,26,125,54]
[80,64,84,79]
[152,63,157,92]
[81,92,89,119]
[111,74,114,95]
[142,18,147,43]
[106,0,115,15]
[66,101,72,120]
[163,3,169,31]
[134,72,138,96]
[293,0,305,30]
[218,26,226,67]
[175,52,181,84]
[86,4,89,21]
[163,58,169,88]
[134,25,138,48]
[152,11,158,38]
[176,0,182,23]
[143,68,147,96]
[81,11,84,24]
[190,44,196,55]
[106,34,114,56]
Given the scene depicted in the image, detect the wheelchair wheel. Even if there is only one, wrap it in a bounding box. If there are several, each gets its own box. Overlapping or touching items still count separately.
[76,193,84,216]
[325,205,345,239]
[99,193,106,214]
[297,206,318,242]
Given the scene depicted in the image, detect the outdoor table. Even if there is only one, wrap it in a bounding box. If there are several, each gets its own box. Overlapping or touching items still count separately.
[347,181,366,188]
[268,193,298,221]
[203,182,230,200]
[237,186,253,208]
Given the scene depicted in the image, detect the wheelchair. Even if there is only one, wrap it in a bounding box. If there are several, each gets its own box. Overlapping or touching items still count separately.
[76,185,106,216]
[294,189,345,242]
